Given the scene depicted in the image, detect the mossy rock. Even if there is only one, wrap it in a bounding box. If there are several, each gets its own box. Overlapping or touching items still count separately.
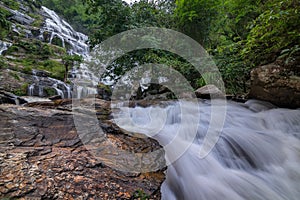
[1,0,20,10]
[44,87,57,96]
[97,83,112,100]
[13,83,29,96]
[51,36,64,48]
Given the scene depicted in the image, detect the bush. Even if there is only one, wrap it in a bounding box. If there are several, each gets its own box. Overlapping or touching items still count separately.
[1,0,20,10]
[22,65,33,74]
[44,87,57,96]
[13,83,29,96]
[42,60,65,80]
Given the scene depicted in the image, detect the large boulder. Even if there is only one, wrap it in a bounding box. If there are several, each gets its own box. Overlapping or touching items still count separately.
[195,84,224,99]
[249,63,300,108]
[0,100,164,199]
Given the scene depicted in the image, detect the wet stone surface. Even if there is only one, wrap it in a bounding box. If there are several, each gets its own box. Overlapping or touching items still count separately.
[0,99,165,199]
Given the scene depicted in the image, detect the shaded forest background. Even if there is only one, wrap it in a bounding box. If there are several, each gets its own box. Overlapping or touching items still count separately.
[2,0,299,94]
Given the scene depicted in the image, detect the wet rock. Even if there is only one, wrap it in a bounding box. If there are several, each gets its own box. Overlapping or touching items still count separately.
[249,63,300,108]
[0,102,164,199]
[8,9,35,25]
[49,95,62,101]
[97,83,112,101]
[0,90,27,105]
[32,69,51,77]
[195,84,225,99]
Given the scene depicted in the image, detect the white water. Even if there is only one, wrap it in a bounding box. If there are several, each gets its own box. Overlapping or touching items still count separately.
[0,40,12,55]
[40,6,89,56]
[114,99,300,200]
[24,6,98,98]
[28,70,71,98]
[41,6,99,98]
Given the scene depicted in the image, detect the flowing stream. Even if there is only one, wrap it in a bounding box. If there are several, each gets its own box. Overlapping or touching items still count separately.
[114,99,300,200]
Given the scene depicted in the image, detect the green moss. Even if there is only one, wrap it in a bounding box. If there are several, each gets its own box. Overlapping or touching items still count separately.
[0,7,11,39]
[9,71,20,80]
[13,83,29,96]
[0,56,7,69]
[41,60,65,80]
[5,45,19,54]
[51,36,64,47]
[133,189,150,200]
[31,18,43,27]
[97,83,112,94]
[1,0,20,10]
[40,44,53,59]
[44,87,57,96]
[22,65,33,74]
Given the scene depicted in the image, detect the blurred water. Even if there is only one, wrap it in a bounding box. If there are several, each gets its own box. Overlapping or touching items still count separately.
[115,99,300,200]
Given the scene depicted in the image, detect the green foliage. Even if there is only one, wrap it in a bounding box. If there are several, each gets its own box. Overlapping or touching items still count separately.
[242,0,300,66]
[22,65,33,74]
[130,0,176,29]
[42,0,97,34]
[13,83,29,96]
[1,0,20,10]
[42,60,65,80]
[62,54,83,65]
[278,45,300,65]
[34,0,300,95]
[0,7,11,39]
[213,41,250,94]
[44,87,57,96]
[207,0,300,93]
[175,0,219,46]
[83,0,132,45]
[9,71,20,80]
[82,0,176,46]
[133,189,150,200]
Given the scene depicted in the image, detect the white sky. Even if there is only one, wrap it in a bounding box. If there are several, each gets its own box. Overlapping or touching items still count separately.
[123,0,138,4]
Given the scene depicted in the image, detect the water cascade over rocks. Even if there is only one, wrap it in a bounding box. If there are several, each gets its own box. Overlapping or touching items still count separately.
[40,6,89,56]
[0,40,12,55]
[27,70,71,98]
[27,6,98,98]
[114,99,300,200]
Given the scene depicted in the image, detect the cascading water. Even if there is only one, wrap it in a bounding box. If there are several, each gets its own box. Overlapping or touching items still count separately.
[40,6,89,56]
[69,56,99,98]
[114,99,300,200]
[0,40,12,55]
[28,70,71,98]
[27,6,98,98]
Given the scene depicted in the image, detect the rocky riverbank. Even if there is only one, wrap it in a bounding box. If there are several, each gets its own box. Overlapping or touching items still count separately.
[0,99,165,199]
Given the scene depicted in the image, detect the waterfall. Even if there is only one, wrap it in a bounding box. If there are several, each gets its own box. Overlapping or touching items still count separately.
[114,99,300,200]
[40,6,89,56]
[28,70,71,98]
[26,6,98,98]
[69,56,99,98]
[41,6,98,98]
[0,40,12,55]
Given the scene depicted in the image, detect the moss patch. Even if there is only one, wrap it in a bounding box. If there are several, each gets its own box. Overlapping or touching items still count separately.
[13,83,29,96]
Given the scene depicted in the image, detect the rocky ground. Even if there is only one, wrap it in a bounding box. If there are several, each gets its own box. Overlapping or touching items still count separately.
[0,98,165,199]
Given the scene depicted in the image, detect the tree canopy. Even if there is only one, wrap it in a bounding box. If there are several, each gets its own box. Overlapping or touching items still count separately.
[41,0,300,94]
